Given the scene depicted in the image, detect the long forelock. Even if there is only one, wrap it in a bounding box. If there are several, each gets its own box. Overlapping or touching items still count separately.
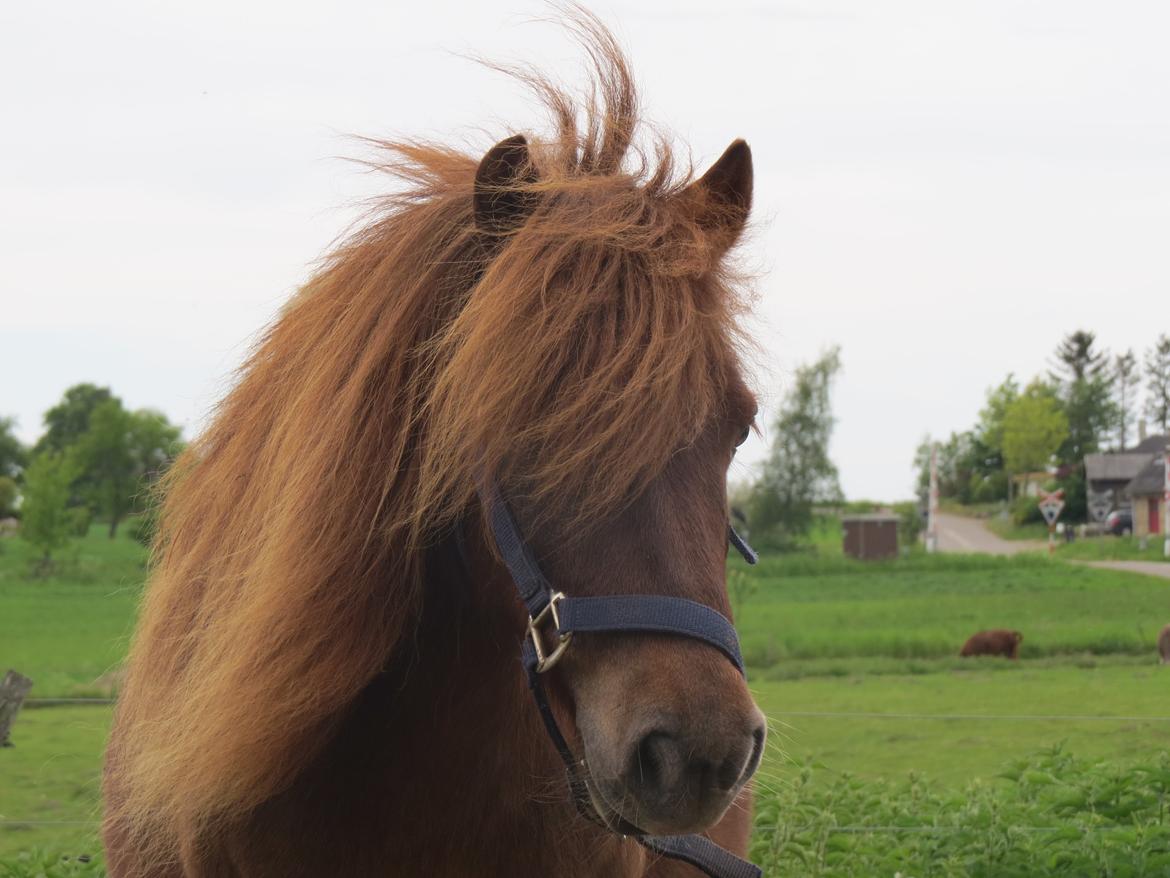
[106,12,749,861]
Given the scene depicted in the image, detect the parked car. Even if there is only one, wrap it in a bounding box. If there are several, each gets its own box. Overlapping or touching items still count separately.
[1104,509,1133,536]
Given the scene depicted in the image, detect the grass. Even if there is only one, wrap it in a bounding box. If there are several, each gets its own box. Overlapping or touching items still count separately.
[751,746,1170,877]
[751,664,1170,787]
[0,708,108,861]
[1057,534,1170,563]
[732,551,1170,672]
[5,522,1170,873]
[985,517,1051,541]
[0,526,144,699]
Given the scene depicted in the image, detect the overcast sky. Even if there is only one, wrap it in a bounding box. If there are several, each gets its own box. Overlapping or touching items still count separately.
[3,1,1168,500]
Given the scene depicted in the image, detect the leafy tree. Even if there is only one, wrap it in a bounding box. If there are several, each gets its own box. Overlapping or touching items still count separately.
[913,431,982,505]
[1002,382,1067,495]
[33,383,115,456]
[20,452,80,572]
[128,408,183,490]
[970,375,1020,501]
[0,416,26,480]
[0,475,17,517]
[73,402,183,538]
[1049,330,1115,464]
[1146,334,1170,435]
[1113,349,1140,450]
[975,375,1020,458]
[748,347,843,543]
[75,400,136,538]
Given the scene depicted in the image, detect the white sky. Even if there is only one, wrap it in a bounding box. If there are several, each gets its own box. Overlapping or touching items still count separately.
[3,1,1168,500]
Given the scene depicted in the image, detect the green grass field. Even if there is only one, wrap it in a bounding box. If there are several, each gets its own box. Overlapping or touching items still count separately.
[0,527,143,698]
[5,523,1170,874]
[1057,534,1170,562]
[733,551,1170,670]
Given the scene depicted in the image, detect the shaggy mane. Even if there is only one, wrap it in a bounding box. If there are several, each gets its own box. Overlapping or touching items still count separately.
[108,12,750,858]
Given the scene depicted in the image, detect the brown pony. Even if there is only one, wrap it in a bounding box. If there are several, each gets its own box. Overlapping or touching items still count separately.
[103,16,765,877]
[959,629,1023,660]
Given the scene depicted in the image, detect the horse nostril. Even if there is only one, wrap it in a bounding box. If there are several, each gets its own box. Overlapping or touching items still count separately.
[626,722,764,809]
[633,730,677,794]
[744,722,766,781]
[715,754,742,791]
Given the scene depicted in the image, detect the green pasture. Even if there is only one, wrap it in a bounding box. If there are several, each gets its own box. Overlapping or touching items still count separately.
[1057,534,1170,562]
[733,551,1170,671]
[0,526,143,698]
[0,708,108,865]
[5,523,1170,873]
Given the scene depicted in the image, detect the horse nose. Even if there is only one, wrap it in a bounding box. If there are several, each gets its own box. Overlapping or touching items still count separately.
[622,714,766,820]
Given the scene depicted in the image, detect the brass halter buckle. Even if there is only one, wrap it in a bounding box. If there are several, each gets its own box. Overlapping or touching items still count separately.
[527,591,573,673]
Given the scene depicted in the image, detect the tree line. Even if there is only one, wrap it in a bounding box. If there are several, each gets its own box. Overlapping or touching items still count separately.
[916,331,1170,523]
[0,384,183,569]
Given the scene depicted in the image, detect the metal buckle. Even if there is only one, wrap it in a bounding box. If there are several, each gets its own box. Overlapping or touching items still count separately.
[527,591,572,673]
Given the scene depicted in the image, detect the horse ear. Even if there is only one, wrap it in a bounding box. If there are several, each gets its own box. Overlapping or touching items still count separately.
[683,139,753,248]
[474,134,539,233]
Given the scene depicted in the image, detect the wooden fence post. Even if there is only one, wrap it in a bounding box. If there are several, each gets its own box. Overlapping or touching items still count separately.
[0,670,33,747]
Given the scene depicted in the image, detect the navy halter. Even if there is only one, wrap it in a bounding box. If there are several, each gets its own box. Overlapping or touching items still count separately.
[479,484,762,878]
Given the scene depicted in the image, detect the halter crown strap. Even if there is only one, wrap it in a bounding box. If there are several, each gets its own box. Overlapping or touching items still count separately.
[480,486,762,878]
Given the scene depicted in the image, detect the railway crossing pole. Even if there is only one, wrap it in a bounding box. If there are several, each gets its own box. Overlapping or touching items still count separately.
[926,443,939,553]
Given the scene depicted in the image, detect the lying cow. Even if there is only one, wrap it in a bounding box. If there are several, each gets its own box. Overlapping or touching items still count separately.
[960,629,1022,660]
[1158,624,1170,664]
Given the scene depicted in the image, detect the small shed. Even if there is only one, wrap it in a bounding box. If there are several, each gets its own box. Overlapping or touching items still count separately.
[841,513,899,561]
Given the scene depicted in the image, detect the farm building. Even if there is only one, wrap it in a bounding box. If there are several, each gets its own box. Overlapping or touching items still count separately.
[841,513,899,561]
[1125,455,1167,538]
[1084,433,1168,517]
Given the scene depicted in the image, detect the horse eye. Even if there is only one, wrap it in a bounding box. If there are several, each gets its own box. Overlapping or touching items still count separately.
[735,426,750,448]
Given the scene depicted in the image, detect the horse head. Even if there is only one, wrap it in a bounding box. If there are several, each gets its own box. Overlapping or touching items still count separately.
[464,132,766,839]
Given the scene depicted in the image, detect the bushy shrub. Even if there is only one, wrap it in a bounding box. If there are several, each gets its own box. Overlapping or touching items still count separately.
[66,506,92,537]
[0,475,18,517]
[1011,493,1046,526]
[893,500,922,547]
[0,850,104,877]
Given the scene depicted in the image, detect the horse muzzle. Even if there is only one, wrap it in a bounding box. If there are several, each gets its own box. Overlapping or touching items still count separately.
[584,705,767,836]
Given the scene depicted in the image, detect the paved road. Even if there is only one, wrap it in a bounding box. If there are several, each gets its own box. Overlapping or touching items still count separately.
[934,513,1045,555]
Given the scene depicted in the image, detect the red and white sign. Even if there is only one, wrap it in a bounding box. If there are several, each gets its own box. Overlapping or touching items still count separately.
[1037,489,1065,527]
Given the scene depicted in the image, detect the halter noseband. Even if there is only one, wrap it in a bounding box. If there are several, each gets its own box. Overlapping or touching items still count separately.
[480,484,762,878]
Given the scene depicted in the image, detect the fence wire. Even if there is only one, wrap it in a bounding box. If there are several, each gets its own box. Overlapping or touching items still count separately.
[30,699,1170,723]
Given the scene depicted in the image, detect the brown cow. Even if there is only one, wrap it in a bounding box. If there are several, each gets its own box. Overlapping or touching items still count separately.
[1158,624,1170,664]
[960,629,1023,659]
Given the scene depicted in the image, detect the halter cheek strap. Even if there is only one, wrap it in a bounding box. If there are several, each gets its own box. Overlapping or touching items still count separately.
[480,486,762,878]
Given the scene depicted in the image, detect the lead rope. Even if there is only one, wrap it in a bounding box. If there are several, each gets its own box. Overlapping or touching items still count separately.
[479,487,763,878]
